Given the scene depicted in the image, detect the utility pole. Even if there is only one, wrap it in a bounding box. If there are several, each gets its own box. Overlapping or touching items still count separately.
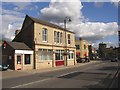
[64,17,71,66]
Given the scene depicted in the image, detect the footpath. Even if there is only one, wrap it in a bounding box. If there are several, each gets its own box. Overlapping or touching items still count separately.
[1,60,101,79]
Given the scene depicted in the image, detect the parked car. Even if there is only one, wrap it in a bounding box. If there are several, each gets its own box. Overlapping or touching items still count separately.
[77,58,86,63]
[85,56,90,62]
[111,58,118,62]
[0,64,9,71]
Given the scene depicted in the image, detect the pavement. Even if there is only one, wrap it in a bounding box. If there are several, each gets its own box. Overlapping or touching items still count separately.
[2,60,101,79]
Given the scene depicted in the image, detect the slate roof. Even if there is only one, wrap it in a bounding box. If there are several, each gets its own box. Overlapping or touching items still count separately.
[6,41,32,50]
[27,15,75,34]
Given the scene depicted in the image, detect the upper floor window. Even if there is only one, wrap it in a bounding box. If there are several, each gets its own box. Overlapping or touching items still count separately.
[54,31,57,43]
[75,45,80,50]
[84,44,86,50]
[54,31,62,44]
[68,34,70,44]
[42,28,47,42]
[57,32,60,43]
[60,32,62,43]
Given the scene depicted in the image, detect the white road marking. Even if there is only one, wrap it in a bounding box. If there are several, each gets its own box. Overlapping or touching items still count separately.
[11,62,105,88]
[57,67,92,77]
[11,78,51,88]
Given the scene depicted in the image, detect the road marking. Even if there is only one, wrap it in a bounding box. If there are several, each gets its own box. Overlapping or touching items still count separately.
[57,62,107,78]
[11,78,51,88]
[11,61,104,88]
[57,67,92,78]
[58,71,79,77]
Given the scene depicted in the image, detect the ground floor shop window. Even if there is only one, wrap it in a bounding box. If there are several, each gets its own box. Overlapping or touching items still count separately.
[55,50,64,60]
[17,55,21,64]
[25,54,31,64]
[38,49,53,61]
[68,51,74,60]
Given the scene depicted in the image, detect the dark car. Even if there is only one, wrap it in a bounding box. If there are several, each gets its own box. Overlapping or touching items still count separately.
[0,64,9,71]
[85,56,90,62]
[111,58,118,62]
[77,58,86,63]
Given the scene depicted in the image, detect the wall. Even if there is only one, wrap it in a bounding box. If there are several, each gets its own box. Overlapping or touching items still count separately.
[13,16,34,49]
[2,44,15,70]
[14,50,34,70]
[75,40,89,58]
[34,23,76,69]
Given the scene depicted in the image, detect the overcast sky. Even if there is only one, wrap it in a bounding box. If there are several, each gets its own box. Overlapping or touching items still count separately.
[1,0,119,48]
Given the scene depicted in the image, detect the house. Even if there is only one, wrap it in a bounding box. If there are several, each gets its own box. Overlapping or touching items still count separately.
[75,38,89,59]
[13,15,76,69]
[2,41,33,70]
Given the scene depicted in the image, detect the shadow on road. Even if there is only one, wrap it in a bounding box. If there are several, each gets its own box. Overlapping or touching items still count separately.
[97,66,118,71]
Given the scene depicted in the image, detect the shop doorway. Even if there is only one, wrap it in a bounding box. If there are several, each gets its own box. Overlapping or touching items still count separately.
[55,50,64,66]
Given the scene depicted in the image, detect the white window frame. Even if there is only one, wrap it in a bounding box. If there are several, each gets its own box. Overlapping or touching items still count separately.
[42,28,47,42]
[54,31,57,43]
[68,51,74,60]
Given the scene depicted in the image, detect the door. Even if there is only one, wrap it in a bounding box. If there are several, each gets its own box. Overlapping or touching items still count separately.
[16,55,22,70]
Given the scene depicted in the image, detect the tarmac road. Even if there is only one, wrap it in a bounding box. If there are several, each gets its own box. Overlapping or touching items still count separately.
[2,60,119,89]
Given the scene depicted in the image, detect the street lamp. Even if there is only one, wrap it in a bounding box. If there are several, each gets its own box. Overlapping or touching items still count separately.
[64,16,71,66]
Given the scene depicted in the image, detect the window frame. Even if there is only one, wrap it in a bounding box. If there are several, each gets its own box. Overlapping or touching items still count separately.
[75,45,80,50]
[42,28,47,42]
[68,34,71,44]
[24,54,31,64]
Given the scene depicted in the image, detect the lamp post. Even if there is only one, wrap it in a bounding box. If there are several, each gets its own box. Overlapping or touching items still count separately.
[64,16,71,66]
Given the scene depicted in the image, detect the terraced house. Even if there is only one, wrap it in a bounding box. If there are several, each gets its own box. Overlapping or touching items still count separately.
[13,15,76,70]
[75,38,89,59]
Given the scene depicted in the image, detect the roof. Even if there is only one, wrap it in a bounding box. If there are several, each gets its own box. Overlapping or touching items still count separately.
[6,41,32,50]
[27,15,75,34]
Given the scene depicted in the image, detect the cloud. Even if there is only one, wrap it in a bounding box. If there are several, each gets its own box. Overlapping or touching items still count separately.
[1,1,118,47]
[1,8,24,41]
[111,0,119,7]
[40,0,84,23]
[39,0,118,47]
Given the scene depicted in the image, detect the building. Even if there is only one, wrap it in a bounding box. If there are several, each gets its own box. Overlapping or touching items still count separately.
[13,15,76,69]
[2,41,33,70]
[75,38,89,59]
[98,43,107,60]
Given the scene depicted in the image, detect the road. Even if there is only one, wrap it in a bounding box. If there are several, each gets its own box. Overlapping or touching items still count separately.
[2,60,119,89]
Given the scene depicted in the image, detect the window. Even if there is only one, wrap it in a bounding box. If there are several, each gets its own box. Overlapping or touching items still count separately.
[47,50,53,60]
[25,54,31,64]
[60,32,62,43]
[75,45,80,50]
[54,31,57,43]
[55,50,64,60]
[57,32,60,43]
[84,44,86,50]
[38,49,42,60]
[17,55,21,64]
[68,34,70,44]
[42,28,47,42]
[55,31,62,44]
[68,51,74,60]
[38,49,53,61]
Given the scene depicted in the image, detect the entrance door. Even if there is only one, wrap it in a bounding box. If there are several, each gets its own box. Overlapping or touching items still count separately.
[55,50,64,66]
[16,55,22,70]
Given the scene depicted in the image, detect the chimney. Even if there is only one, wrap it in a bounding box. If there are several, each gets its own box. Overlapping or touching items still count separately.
[15,30,21,36]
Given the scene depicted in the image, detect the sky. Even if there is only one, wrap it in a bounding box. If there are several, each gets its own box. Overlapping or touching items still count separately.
[0,0,119,48]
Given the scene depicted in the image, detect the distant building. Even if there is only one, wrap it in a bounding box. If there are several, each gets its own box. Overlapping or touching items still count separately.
[99,43,107,60]
[75,38,89,59]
